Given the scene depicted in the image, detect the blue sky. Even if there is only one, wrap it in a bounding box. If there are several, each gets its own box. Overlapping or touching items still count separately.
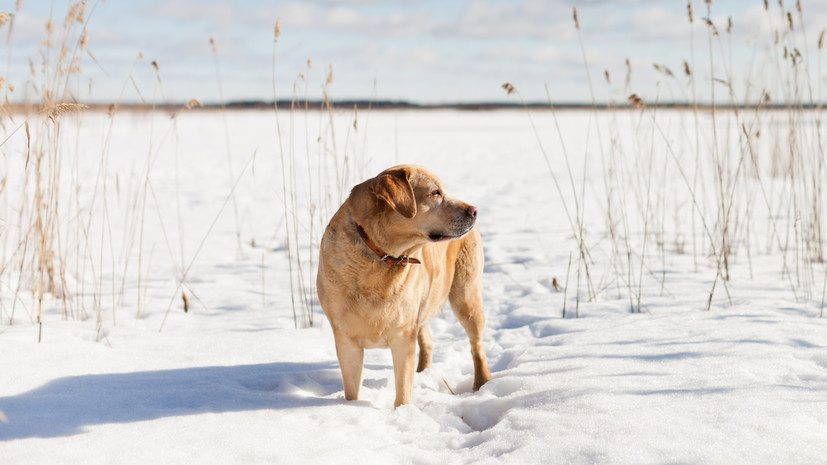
[3,0,827,105]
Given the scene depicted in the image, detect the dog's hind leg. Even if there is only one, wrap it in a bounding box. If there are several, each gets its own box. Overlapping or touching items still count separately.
[416,325,433,372]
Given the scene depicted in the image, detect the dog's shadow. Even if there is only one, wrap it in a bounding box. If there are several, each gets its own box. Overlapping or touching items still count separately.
[0,362,343,440]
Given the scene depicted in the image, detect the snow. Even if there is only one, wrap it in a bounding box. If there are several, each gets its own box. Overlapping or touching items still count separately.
[1,108,826,464]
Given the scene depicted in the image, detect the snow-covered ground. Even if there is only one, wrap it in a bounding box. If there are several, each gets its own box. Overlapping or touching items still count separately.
[1,108,826,464]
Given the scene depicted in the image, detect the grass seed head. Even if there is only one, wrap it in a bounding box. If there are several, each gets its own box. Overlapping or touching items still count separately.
[185,98,203,110]
[687,2,694,23]
[275,18,281,41]
[573,7,580,30]
[42,103,87,122]
[704,18,719,35]
[502,82,516,95]
[791,48,802,66]
[653,63,674,77]
[68,56,81,74]
[819,30,825,50]
[66,3,79,24]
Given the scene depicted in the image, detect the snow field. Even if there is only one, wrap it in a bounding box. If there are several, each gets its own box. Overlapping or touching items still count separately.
[1,108,826,464]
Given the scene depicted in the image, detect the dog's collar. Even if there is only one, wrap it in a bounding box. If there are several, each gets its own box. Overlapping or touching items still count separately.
[355,224,421,267]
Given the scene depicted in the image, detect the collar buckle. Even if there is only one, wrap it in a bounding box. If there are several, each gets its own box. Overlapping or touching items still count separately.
[356,224,421,268]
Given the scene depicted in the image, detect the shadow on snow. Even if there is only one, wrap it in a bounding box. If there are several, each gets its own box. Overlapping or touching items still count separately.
[0,361,342,440]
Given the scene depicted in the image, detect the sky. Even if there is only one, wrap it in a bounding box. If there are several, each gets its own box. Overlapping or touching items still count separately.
[2,0,827,105]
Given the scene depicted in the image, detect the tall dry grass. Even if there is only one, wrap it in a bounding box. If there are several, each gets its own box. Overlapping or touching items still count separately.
[0,4,361,339]
[0,1,223,339]
[508,1,826,316]
[271,19,372,328]
[0,1,95,339]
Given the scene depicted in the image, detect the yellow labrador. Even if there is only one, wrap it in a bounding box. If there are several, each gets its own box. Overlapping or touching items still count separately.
[317,165,492,407]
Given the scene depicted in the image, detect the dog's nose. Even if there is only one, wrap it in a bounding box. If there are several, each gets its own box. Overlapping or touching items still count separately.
[467,205,478,218]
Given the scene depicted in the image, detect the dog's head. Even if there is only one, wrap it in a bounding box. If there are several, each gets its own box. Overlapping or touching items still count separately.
[352,165,477,250]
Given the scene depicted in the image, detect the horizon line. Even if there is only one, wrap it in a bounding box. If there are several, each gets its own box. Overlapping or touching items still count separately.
[6,99,824,112]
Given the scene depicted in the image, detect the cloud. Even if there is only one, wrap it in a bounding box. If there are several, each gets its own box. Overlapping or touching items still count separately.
[606,5,691,42]
[256,0,577,41]
[475,45,564,64]
[138,1,250,28]
[137,1,436,39]
[272,3,434,38]
[306,0,413,4]
[334,42,437,69]
[4,10,65,47]
[445,0,574,40]
[132,0,643,44]
[12,0,820,105]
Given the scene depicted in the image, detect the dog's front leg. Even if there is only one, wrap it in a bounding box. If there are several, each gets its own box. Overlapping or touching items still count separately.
[334,334,364,401]
[390,332,417,407]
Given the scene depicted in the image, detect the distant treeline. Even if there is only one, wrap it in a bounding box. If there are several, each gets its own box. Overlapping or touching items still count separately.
[159,100,827,111]
[10,100,825,113]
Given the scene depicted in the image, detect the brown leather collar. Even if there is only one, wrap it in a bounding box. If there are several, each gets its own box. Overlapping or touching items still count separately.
[355,224,421,267]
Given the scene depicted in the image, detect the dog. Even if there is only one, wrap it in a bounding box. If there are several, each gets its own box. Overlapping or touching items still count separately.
[317,165,492,407]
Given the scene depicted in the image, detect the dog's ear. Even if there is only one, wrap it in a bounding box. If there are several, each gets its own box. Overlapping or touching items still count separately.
[370,167,416,219]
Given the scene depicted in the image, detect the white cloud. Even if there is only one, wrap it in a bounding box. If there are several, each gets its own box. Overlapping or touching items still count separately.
[260,0,575,41]
[446,0,574,40]
[139,0,249,27]
[476,45,563,64]
[5,10,63,47]
[612,5,691,42]
[322,42,437,69]
[251,2,433,38]
[11,0,818,104]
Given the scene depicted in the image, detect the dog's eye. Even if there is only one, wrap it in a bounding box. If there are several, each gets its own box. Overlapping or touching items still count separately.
[430,189,442,198]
